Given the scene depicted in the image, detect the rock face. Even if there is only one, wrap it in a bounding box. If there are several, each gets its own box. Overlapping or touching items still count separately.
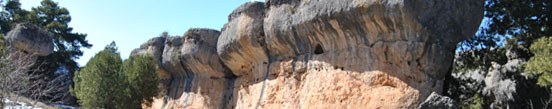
[5,23,54,56]
[217,2,268,76]
[132,29,236,109]
[133,0,484,108]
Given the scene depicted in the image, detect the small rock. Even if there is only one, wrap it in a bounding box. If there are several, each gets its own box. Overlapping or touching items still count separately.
[419,92,457,109]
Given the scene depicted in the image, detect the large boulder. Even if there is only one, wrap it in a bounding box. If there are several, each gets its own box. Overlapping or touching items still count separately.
[5,23,54,56]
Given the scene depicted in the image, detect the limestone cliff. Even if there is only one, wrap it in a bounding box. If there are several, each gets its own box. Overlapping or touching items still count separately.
[131,0,484,108]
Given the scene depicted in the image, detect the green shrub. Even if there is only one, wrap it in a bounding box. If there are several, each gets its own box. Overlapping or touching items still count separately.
[525,37,552,88]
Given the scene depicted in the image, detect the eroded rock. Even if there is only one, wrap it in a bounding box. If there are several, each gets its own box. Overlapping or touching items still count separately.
[138,0,484,108]
[181,28,233,78]
[252,0,482,107]
[218,1,268,76]
[419,92,457,109]
[5,23,54,56]
[133,29,236,109]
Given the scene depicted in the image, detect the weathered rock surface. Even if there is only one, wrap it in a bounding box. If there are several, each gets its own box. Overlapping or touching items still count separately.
[181,28,233,78]
[132,29,235,109]
[419,92,457,109]
[134,0,484,108]
[5,23,54,56]
[217,1,268,76]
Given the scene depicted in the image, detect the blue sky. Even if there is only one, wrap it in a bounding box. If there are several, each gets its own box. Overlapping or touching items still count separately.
[20,0,264,66]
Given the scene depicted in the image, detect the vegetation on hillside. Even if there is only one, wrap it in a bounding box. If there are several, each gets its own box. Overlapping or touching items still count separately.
[71,42,159,108]
[119,53,160,108]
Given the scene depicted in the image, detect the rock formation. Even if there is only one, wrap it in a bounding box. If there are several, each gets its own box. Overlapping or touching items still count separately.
[132,0,484,108]
[4,23,54,56]
[418,92,457,109]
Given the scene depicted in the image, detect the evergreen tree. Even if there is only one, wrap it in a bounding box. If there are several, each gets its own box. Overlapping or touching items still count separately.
[0,1,91,104]
[71,42,122,108]
[450,0,552,108]
[2,0,91,76]
[72,42,160,108]
[458,0,552,60]
[525,37,552,88]
[118,55,159,108]
[30,0,92,75]
[485,0,552,49]
[0,0,30,34]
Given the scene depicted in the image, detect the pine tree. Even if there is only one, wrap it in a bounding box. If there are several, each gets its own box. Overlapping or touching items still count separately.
[29,0,92,75]
[72,42,159,108]
[118,55,159,108]
[71,42,122,108]
[0,0,30,34]
[1,1,91,105]
[450,0,552,108]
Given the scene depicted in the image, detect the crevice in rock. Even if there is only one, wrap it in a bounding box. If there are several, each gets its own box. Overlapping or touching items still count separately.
[221,77,236,109]
[442,55,455,96]
[344,47,350,71]
[173,78,182,98]
[161,77,175,109]
[181,74,195,107]
[255,60,272,109]
[157,37,167,67]
[314,44,324,54]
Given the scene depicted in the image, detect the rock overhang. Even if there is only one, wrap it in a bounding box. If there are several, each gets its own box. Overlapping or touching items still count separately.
[135,0,484,108]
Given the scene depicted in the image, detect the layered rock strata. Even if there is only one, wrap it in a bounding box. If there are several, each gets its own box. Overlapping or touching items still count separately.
[132,0,484,108]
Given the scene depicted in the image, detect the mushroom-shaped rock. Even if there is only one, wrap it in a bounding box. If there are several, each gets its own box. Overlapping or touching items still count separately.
[131,36,166,63]
[160,36,188,77]
[131,36,173,79]
[5,23,54,56]
[262,0,484,106]
[181,28,233,78]
[139,0,485,108]
[218,1,268,76]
